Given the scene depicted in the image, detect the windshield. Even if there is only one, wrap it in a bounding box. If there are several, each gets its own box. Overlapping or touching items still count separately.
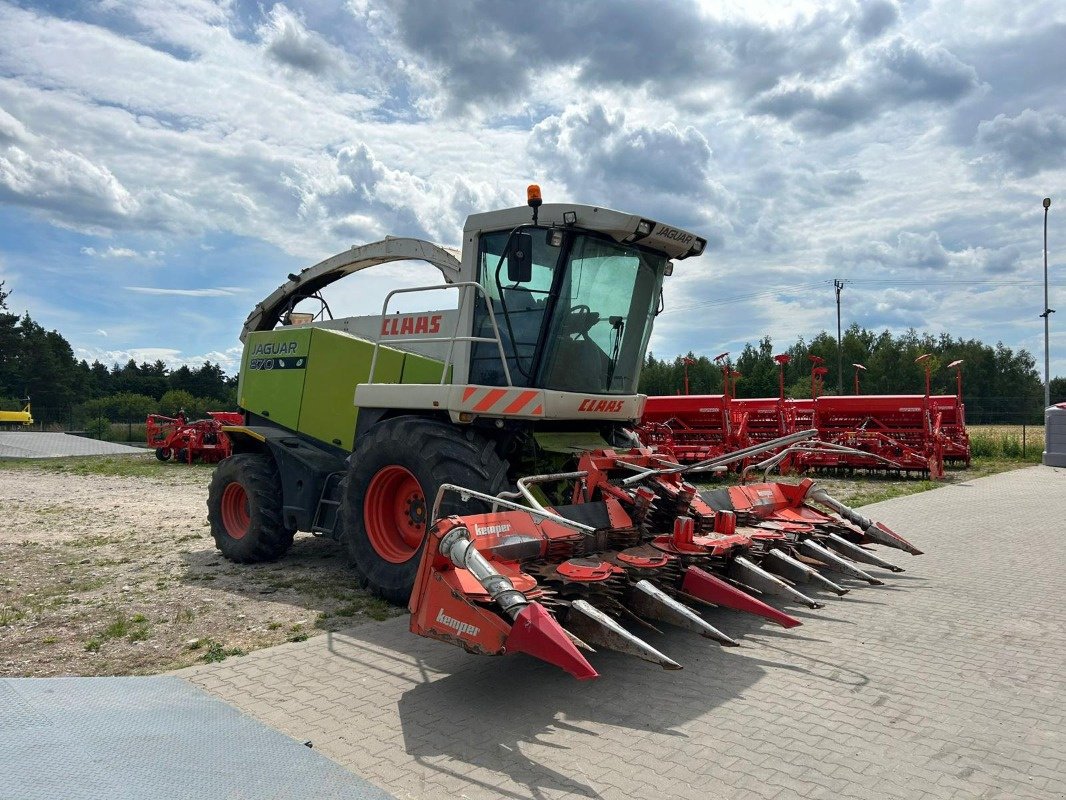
[469,229,666,395]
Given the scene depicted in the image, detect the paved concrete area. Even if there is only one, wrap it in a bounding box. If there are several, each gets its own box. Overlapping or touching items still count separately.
[0,431,143,458]
[181,465,1065,800]
[0,676,394,799]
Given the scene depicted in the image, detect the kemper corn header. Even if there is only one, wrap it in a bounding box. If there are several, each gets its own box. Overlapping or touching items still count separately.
[413,445,920,677]
[207,188,922,674]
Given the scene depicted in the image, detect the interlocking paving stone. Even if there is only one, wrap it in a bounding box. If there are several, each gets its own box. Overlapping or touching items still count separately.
[0,676,394,800]
[181,465,1066,799]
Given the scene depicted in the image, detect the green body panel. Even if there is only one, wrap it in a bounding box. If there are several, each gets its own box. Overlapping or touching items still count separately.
[239,328,313,431]
[299,328,404,450]
[401,351,450,384]
[239,326,443,451]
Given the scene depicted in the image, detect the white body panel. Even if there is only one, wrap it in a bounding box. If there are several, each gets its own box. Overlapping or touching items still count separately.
[355,383,647,423]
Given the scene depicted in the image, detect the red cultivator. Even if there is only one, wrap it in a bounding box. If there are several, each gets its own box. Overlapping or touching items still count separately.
[636,353,970,478]
[791,395,947,479]
[146,411,244,464]
[408,445,921,678]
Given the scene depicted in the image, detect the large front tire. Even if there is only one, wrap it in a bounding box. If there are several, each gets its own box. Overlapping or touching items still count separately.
[339,417,508,606]
[207,453,295,563]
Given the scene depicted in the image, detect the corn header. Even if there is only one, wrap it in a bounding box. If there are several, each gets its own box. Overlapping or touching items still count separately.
[409,441,921,678]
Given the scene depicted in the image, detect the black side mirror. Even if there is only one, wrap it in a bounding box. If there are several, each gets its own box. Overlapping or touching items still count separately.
[506,232,533,283]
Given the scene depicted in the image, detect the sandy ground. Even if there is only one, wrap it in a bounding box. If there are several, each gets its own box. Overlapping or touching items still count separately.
[0,462,394,678]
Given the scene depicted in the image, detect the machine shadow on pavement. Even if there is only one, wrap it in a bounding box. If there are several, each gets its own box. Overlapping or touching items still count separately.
[317,595,875,800]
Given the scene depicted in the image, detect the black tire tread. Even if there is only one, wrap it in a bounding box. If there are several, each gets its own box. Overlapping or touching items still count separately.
[207,453,295,563]
[338,416,508,605]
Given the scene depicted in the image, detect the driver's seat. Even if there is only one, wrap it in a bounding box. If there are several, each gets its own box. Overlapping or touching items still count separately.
[544,337,611,392]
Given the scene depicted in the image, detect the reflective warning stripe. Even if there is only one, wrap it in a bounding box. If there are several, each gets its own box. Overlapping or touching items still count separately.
[503,390,538,414]
[459,387,544,417]
[473,389,508,412]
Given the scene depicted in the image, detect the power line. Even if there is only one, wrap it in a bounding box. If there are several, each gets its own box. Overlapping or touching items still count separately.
[661,281,824,314]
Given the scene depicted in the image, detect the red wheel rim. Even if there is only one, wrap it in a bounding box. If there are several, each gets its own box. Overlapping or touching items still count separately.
[220,482,250,540]
[364,465,427,564]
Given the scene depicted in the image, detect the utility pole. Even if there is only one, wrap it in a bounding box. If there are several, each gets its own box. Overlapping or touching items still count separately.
[834,279,845,394]
[1042,198,1054,409]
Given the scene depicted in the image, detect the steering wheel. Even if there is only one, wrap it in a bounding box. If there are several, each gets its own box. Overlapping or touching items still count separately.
[563,304,600,336]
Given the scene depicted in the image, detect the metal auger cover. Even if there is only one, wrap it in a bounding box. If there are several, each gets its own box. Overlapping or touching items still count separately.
[407,447,923,678]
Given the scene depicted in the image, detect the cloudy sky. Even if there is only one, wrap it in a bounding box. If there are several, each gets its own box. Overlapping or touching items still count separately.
[0,0,1063,380]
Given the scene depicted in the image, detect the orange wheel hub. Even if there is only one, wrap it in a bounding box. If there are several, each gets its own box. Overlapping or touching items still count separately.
[364,465,426,563]
[220,482,250,540]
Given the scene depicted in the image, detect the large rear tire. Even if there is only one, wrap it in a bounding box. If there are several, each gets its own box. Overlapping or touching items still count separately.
[207,453,295,563]
[339,417,508,606]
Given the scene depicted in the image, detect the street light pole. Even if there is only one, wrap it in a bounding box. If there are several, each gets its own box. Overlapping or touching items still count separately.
[1042,198,1054,409]
[834,279,845,394]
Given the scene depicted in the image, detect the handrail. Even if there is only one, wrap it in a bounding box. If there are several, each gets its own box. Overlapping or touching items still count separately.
[366,281,513,387]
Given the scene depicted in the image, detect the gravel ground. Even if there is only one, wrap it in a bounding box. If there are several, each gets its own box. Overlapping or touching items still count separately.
[0,457,394,678]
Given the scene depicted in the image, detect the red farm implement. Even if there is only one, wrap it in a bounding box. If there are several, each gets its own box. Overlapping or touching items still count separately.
[638,353,967,478]
[407,443,922,678]
[792,395,947,478]
[936,360,971,465]
[931,394,970,465]
[636,353,746,462]
[639,394,734,462]
[146,411,244,464]
[788,355,969,477]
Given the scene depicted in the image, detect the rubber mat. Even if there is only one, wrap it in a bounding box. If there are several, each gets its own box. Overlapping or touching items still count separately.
[0,676,394,800]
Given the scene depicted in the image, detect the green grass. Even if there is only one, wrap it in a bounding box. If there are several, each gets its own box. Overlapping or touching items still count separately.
[84,612,152,651]
[0,605,26,626]
[0,454,215,478]
[968,433,1044,463]
[332,596,392,621]
[199,639,247,663]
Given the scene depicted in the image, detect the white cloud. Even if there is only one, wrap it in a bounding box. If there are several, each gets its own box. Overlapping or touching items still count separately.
[81,245,162,259]
[124,286,245,297]
[259,4,336,75]
[0,0,1064,380]
[73,345,244,373]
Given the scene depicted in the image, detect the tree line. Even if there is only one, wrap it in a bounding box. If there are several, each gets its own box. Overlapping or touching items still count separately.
[640,326,1065,424]
[3,281,1062,427]
[1,282,236,426]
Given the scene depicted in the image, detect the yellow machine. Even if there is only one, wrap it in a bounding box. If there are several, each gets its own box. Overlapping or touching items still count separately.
[0,399,33,427]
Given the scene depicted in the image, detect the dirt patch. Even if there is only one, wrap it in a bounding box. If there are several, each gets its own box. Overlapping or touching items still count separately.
[0,458,396,678]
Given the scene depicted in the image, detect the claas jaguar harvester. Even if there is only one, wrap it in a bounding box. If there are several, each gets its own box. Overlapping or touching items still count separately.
[209,187,921,678]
